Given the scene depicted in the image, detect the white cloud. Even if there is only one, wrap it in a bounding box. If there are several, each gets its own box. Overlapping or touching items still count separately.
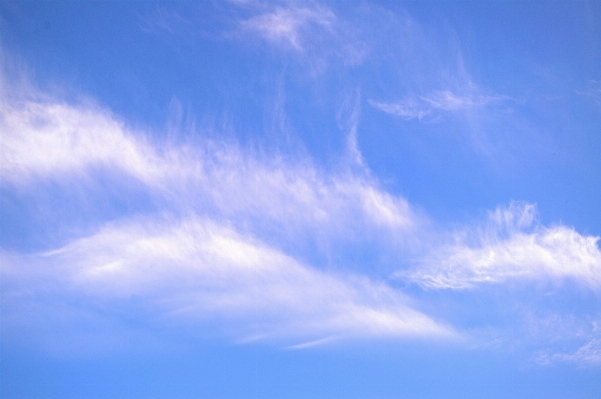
[537,339,601,367]
[3,67,599,362]
[0,98,166,185]
[399,202,601,290]
[370,90,503,121]
[0,77,441,350]
[235,2,367,67]
[421,90,491,111]
[1,217,455,345]
[368,98,431,120]
[0,88,418,244]
[240,5,335,51]
[562,339,601,366]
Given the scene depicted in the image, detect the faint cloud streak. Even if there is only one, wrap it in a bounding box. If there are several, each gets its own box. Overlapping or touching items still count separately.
[370,90,507,121]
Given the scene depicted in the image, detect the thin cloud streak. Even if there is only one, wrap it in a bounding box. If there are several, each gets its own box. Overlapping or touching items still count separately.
[370,90,506,121]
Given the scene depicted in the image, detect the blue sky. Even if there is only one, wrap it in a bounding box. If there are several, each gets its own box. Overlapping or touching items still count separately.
[1,1,600,398]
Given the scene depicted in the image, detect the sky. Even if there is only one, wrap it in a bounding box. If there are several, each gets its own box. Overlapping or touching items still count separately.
[1,1,601,398]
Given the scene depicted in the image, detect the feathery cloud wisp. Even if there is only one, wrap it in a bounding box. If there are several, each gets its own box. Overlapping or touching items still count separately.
[240,5,335,51]
[0,89,417,238]
[370,90,504,121]
[235,2,366,67]
[398,203,601,290]
[1,217,454,344]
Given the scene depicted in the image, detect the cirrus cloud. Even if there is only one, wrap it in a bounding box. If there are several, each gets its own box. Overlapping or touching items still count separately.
[398,202,601,290]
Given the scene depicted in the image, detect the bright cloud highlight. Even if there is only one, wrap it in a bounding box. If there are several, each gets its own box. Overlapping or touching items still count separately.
[2,217,453,344]
[400,203,601,290]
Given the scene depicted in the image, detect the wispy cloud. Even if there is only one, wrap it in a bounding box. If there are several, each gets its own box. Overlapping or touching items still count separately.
[0,77,446,351]
[337,87,364,166]
[370,90,505,121]
[240,5,335,51]
[2,64,599,363]
[0,88,417,239]
[577,79,601,107]
[234,1,367,67]
[0,98,165,185]
[398,202,601,290]
[1,217,454,346]
[537,339,601,367]
[368,98,431,121]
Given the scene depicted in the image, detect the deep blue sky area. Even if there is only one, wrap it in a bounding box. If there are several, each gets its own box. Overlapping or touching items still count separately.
[1,1,600,398]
